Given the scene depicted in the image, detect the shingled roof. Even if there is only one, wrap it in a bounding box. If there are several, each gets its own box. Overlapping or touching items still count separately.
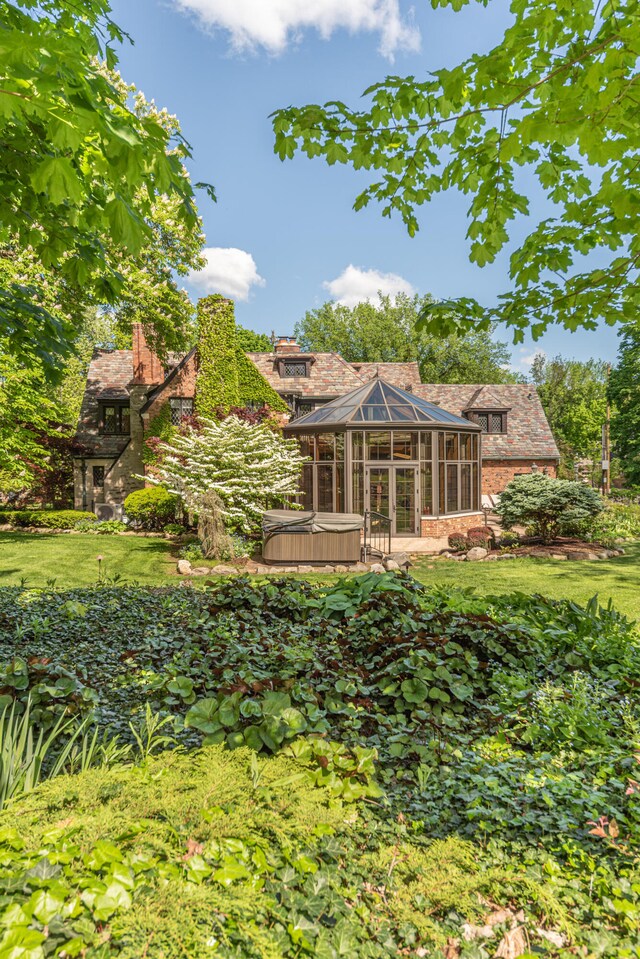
[351,361,422,389]
[75,350,134,458]
[413,384,559,460]
[246,352,364,398]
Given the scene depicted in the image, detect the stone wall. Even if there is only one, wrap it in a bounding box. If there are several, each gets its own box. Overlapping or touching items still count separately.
[420,513,484,537]
[482,459,557,495]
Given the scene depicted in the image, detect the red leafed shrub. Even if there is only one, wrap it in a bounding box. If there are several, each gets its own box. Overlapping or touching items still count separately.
[467,525,495,548]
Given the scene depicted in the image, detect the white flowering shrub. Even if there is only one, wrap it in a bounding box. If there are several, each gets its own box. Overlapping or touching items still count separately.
[150,417,307,533]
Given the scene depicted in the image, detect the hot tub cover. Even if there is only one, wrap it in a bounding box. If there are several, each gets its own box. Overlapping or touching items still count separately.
[262,510,364,534]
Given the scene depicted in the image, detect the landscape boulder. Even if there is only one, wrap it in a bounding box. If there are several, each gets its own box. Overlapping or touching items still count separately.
[466,547,488,561]
[211,565,238,575]
[370,563,386,574]
[383,559,401,571]
[177,559,192,575]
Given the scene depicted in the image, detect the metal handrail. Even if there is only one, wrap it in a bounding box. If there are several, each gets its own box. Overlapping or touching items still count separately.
[362,509,391,561]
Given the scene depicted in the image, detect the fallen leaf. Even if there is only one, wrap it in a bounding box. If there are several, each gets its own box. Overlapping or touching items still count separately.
[495,925,528,958]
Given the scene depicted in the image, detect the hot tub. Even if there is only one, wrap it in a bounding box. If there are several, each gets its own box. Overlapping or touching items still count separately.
[262,510,364,565]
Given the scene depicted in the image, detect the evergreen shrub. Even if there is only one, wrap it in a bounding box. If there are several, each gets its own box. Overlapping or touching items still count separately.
[497,474,604,543]
[124,487,178,530]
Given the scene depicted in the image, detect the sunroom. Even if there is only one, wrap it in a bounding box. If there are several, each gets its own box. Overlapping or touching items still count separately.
[284,377,484,538]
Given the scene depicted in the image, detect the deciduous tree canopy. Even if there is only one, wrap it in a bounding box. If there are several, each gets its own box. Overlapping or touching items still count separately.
[295,294,518,384]
[273,0,639,342]
[0,0,211,368]
[609,324,640,485]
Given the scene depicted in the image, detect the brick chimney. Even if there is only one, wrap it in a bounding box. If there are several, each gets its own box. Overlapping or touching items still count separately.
[132,324,164,385]
[274,336,301,355]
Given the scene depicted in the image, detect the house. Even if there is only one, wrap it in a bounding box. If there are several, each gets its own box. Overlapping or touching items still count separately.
[73,322,559,535]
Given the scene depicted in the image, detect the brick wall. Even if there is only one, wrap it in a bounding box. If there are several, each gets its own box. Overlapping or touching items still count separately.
[143,353,198,424]
[132,324,164,385]
[420,513,484,537]
[482,459,557,495]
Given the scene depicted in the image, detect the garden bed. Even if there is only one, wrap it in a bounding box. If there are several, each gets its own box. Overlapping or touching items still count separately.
[441,537,624,562]
[0,574,639,956]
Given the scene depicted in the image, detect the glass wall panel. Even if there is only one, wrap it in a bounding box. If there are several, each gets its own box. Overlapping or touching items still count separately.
[352,465,364,514]
[460,433,472,461]
[446,464,459,512]
[352,432,363,460]
[395,469,416,533]
[460,464,472,511]
[336,466,344,512]
[438,432,444,460]
[317,434,334,461]
[420,464,433,515]
[420,433,432,462]
[439,462,446,514]
[369,468,391,517]
[366,431,392,460]
[301,464,313,508]
[317,465,333,511]
[472,463,479,511]
[445,433,459,460]
[393,431,418,461]
[335,433,345,462]
[298,435,315,460]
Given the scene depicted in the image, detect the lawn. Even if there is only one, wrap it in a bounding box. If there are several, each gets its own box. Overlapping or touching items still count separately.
[412,541,640,621]
[0,532,177,587]
[2,531,640,622]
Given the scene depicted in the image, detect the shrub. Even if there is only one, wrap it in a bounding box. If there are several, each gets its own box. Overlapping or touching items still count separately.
[179,542,205,564]
[74,519,128,534]
[124,487,178,530]
[498,530,520,548]
[448,533,468,551]
[497,474,604,543]
[466,525,494,548]
[164,522,187,535]
[0,509,97,529]
[579,501,640,547]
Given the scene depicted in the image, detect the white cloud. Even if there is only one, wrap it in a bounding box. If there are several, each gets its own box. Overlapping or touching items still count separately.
[323,264,416,307]
[171,0,420,58]
[188,247,266,301]
[517,347,545,369]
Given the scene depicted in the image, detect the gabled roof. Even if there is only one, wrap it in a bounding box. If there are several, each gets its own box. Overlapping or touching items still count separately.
[284,377,480,431]
[352,361,422,389]
[75,350,134,458]
[413,383,559,460]
[246,351,364,398]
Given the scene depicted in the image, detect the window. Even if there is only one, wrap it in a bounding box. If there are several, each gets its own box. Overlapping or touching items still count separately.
[470,411,506,433]
[295,401,314,418]
[281,360,308,378]
[169,397,193,426]
[101,404,130,434]
[93,466,105,489]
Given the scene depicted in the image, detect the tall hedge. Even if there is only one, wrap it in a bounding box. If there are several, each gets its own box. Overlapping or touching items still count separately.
[195,295,288,417]
[195,295,240,418]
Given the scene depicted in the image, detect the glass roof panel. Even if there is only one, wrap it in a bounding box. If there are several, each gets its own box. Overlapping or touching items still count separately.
[285,375,480,431]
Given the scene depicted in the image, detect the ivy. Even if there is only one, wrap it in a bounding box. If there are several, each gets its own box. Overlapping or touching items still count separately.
[194,296,287,417]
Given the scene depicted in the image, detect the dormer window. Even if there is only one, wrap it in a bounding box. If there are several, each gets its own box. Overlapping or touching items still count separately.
[468,411,507,433]
[281,360,308,378]
[100,403,130,434]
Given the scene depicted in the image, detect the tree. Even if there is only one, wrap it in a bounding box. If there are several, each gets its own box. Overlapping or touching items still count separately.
[529,353,608,477]
[609,325,640,485]
[152,417,308,533]
[0,0,211,369]
[295,294,519,383]
[236,326,273,353]
[497,473,603,543]
[273,0,639,342]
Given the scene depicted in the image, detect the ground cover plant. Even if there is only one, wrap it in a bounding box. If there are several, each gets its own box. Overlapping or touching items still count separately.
[0,574,639,956]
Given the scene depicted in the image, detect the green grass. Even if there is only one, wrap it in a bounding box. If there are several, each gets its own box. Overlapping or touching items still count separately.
[2,531,639,622]
[412,541,640,621]
[0,532,177,587]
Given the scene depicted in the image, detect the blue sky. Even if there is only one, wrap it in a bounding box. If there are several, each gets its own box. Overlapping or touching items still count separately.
[110,0,618,374]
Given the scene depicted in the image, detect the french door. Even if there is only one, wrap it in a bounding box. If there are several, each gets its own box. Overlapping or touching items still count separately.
[366,466,420,536]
